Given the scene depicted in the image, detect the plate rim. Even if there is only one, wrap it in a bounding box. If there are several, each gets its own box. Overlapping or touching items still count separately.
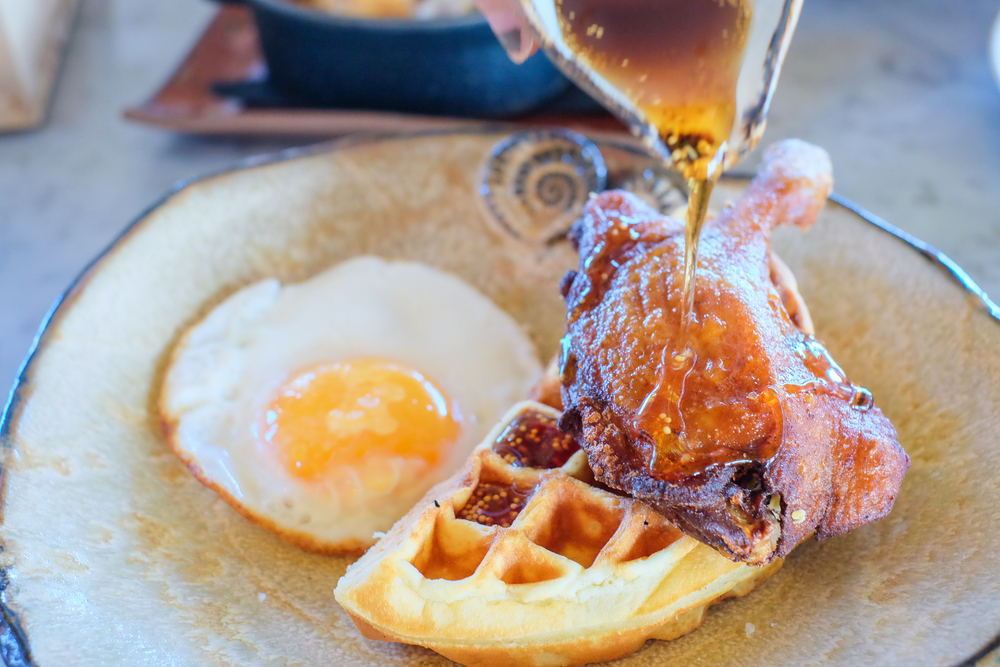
[1,129,998,667]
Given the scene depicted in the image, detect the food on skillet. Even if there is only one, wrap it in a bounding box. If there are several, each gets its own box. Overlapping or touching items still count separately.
[290,0,476,19]
[558,139,910,564]
[160,257,541,554]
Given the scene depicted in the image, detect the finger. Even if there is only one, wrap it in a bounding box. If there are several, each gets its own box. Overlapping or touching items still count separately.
[475,0,538,63]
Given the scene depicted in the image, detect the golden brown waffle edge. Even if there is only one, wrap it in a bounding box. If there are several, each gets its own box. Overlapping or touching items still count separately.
[335,401,783,667]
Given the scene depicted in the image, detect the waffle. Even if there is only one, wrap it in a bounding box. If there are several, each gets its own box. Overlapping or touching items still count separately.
[335,401,783,667]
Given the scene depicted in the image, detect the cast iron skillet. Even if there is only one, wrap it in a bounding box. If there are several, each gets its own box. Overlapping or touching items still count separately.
[216,0,572,117]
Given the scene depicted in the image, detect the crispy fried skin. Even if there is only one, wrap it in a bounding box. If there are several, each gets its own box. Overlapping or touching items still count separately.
[559,140,910,565]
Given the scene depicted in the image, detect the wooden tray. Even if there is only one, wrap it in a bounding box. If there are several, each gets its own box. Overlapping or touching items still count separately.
[123,5,628,137]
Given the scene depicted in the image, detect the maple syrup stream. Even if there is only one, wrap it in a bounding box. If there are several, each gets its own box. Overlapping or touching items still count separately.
[555,0,872,480]
[556,0,748,470]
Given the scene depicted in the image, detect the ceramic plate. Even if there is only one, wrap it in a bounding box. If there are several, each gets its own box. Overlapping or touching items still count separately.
[2,129,999,667]
[991,8,1000,90]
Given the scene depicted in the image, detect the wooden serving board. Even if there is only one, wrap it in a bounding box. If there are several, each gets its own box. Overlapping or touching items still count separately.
[123,4,629,137]
[0,0,78,132]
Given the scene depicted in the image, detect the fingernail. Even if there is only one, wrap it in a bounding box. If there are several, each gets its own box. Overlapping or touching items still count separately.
[498,27,535,64]
[498,28,523,55]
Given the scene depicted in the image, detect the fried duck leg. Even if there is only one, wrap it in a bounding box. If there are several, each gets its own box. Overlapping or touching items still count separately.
[559,140,910,565]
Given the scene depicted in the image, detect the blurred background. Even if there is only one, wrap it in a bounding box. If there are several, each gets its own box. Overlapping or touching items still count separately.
[1,0,999,398]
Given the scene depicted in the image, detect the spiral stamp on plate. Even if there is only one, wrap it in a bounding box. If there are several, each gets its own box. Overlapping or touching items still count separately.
[480,128,607,246]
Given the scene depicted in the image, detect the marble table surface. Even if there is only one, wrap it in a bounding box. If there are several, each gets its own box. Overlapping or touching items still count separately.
[1,0,999,398]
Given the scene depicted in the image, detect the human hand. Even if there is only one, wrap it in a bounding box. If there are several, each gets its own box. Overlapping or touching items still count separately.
[474,0,539,63]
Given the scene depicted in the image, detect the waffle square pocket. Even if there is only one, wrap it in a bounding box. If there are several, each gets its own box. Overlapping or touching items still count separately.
[335,401,783,667]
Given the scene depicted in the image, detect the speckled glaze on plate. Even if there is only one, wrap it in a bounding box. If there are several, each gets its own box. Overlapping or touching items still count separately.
[1,129,999,667]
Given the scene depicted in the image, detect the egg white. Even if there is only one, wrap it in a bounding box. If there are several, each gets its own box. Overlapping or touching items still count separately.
[161,256,542,553]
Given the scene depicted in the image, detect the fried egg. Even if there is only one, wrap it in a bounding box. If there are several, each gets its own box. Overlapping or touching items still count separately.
[160,256,542,553]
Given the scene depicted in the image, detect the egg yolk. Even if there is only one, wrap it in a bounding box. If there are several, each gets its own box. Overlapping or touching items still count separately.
[260,359,462,482]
